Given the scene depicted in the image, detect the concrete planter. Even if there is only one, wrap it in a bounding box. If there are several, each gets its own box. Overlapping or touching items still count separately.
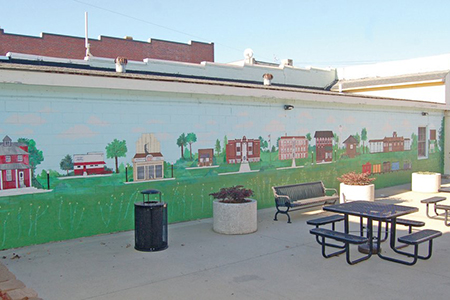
[339,183,375,203]
[411,172,441,193]
[213,199,257,234]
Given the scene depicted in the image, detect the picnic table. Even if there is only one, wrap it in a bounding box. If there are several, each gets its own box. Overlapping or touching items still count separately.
[310,201,441,265]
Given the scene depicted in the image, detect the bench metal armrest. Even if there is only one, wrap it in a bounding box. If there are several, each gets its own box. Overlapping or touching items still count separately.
[274,194,291,206]
[325,188,338,196]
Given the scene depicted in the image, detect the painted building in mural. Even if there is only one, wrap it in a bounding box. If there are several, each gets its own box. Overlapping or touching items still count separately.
[343,135,358,158]
[226,137,260,164]
[278,136,309,160]
[0,136,32,190]
[314,131,334,163]
[369,132,411,154]
[198,149,214,167]
[132,133,164,182]
[73,152,109,176]
[132,153,164,181]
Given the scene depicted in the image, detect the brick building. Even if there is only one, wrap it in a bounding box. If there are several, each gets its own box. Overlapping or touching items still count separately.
[226,137,260,164]
[369,132,411,153]
[0,28,214,63]
[0,136,32,190]
[314,131,334,163]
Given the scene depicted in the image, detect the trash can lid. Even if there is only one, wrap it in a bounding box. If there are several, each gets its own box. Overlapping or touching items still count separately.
[141,189,161,195]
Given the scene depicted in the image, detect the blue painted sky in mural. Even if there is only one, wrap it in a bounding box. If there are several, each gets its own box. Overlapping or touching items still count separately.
[1,0,450,67]
[5,94,440,173]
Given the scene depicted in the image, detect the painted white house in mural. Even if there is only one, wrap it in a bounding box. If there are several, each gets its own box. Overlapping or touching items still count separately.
[132,133,164,182]
[73,152,109,176]
[0,136,32,190]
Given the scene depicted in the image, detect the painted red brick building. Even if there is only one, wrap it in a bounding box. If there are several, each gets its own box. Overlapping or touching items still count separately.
[314,131,334,163]
[226,137,260,164]
[0,136,32,190]
[0,28,214,63]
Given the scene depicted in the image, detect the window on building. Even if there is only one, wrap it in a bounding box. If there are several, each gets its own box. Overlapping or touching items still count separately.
[147,165,155,179]
[6,170,12,181]
[5,156,11,163]
[418,127,427,158]
[430,129,436,141]
[137,166,145,180]
[155,165,163,178]
[17,155,23,162]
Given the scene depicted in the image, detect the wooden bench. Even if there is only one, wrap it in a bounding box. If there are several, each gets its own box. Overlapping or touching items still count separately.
[272,181,338,223]
[310,228,371,265]
[395,229,442,265]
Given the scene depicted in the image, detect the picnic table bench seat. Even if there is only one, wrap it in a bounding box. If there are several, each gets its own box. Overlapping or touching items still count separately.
[310,228,371,265]
[394,229,442,265]
[420,196,450,225]
[272,181,338,223]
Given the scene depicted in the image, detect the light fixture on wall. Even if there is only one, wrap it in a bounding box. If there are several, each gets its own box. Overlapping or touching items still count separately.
[284,105,294,111]
[421,112,429,116]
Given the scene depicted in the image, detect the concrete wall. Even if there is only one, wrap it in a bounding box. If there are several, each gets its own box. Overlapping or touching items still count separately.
[0,66,445,249]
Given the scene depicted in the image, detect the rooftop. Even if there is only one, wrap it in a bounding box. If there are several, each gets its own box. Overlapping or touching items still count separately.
[2,182,450,299]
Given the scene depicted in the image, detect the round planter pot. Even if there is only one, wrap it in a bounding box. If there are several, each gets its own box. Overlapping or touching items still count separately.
[411,172,441,193]
[339,183,375,203]
[213,199,257,234]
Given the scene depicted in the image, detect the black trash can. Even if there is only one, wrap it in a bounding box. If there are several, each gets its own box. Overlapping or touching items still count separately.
[134,189,168,252]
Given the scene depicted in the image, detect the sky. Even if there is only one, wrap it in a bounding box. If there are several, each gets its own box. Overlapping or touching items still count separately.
[1,0,450,68]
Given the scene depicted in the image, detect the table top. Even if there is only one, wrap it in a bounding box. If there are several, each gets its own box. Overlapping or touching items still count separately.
[323,201,418,220]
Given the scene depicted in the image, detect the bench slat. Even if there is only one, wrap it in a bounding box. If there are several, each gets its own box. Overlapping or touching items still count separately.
[398,229,442,245]
[392,218,425,227]
[420,197,446,204]
[307,215,344,226]
[435,204,450,210]
[289,196,338,207]
[310,228,368,244]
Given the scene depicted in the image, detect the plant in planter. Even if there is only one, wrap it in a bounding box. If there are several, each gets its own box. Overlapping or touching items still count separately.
[337,172,376,203]
[209,185,254,203]
[209,185,257,234]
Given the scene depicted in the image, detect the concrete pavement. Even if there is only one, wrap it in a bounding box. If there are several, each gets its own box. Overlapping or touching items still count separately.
[1,182,450,300]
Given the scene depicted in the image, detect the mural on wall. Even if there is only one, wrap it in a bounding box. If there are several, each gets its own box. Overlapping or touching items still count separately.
[0,92,445,250]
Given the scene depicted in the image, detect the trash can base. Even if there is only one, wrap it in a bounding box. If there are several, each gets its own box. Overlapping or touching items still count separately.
[135,244,168,252]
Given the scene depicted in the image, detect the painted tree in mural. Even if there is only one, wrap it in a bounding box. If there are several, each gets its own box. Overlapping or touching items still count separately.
[361,128,368,154]
[18,138,43,176]
[186,132,197,160]
[333,133,339,152]
[106,139,127,173]
[60,154,74,175]
[306,133,312,151]
[354,133,361,150]
[222,136,228,153]
[439,118,445,165]
[176,133,188,159]
[215,139,221,156]
[259,136,269,151]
